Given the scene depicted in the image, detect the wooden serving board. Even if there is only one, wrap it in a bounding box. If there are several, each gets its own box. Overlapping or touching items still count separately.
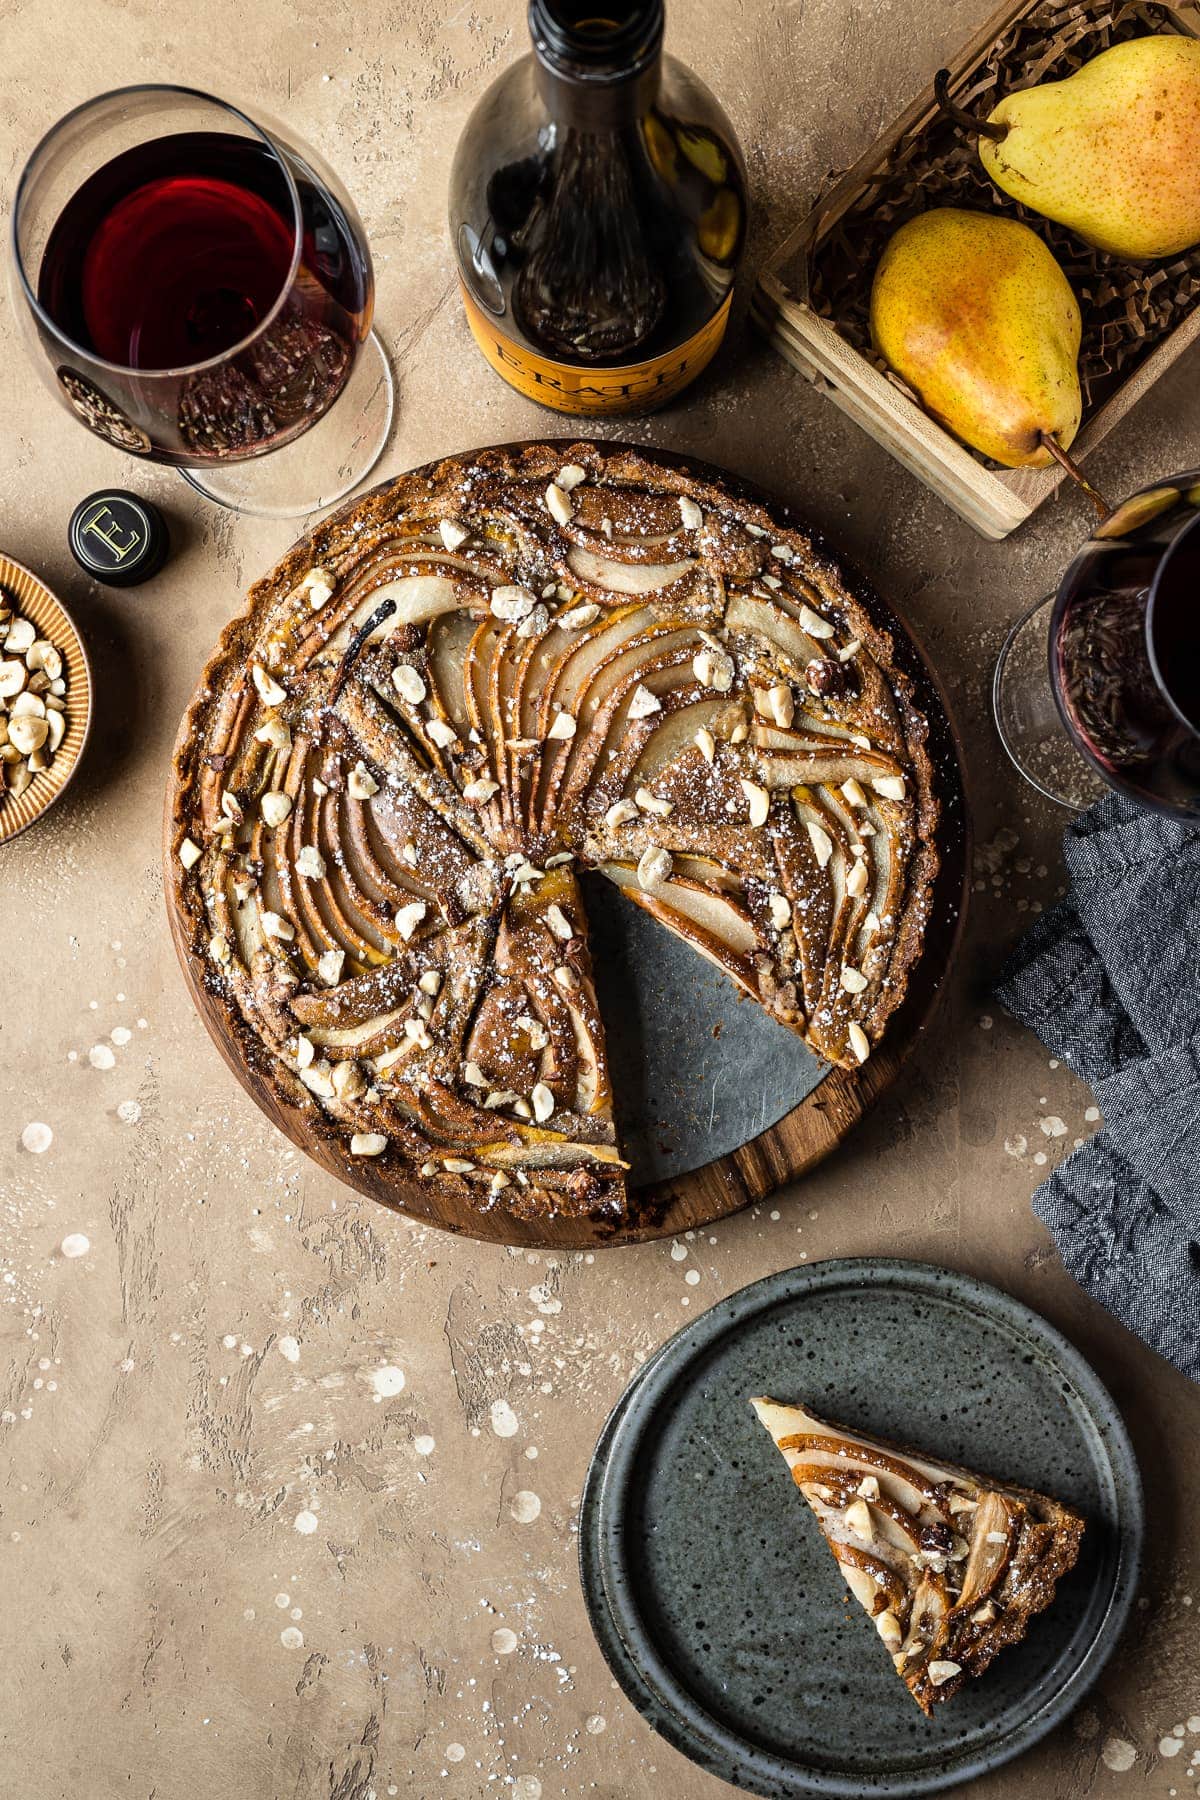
[164,447,968,1251]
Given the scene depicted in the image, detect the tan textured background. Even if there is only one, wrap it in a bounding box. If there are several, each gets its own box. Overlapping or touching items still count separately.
[1,2,1198,1796]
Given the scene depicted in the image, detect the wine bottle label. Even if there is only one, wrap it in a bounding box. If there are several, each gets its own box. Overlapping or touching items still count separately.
[460,285,732,414]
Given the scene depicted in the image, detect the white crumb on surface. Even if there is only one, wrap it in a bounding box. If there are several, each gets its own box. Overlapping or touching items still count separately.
[490,1399,519,1438]
[1101,1737,1137,1772]
[370,1364,405,1398]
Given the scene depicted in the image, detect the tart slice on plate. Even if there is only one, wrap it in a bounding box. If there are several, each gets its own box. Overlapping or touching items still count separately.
[751,1395,1086,1716]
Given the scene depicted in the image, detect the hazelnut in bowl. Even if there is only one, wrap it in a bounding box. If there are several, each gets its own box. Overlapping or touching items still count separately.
[0,555,92,843]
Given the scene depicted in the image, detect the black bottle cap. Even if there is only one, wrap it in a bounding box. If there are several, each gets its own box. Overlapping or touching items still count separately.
[68,491,170,588]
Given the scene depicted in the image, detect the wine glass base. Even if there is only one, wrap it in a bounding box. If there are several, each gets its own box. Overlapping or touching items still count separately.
[179,328,394,520]
[993,592,1108,812]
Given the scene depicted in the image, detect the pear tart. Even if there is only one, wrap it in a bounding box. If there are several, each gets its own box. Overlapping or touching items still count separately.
[169,443,938,1226]
[751,1397,1086,1716]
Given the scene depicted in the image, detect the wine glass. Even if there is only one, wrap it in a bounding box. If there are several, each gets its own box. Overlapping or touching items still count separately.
[10,85,394,518]
[994,474,1200,819]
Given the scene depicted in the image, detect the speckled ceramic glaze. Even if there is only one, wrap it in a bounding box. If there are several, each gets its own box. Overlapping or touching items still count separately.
[579,1259,1142,1798]
[582,878,828,1185]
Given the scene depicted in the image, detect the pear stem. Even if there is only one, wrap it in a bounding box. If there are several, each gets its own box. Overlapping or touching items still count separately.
[933,68,1008,142]
[1038,432,1111,521]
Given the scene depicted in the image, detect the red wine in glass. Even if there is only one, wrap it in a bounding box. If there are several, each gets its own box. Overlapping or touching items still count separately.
[42,137,298,372]
[35,130,369,460]
[12,87,391,513]
[1050,478,1200,818]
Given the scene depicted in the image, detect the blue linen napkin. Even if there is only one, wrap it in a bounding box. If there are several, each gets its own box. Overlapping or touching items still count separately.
[995,792,1200,1382]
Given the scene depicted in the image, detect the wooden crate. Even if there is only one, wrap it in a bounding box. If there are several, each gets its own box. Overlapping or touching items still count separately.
[753,0,1200,540]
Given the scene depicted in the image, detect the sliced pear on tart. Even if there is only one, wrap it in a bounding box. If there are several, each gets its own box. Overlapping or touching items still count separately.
[170,442,939,1225]
[751,1396,1085,1717]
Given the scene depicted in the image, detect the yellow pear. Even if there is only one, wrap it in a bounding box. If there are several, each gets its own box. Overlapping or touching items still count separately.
[976,36,1200,260]
[870,209,1082,468]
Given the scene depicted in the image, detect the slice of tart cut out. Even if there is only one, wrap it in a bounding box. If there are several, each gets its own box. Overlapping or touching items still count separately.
[750,1395,1086,1716]
[170,442,941,1227]
[296,861,625,1220]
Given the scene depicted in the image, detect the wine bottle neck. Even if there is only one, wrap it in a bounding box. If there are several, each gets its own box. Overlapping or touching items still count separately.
[529,0,664,126]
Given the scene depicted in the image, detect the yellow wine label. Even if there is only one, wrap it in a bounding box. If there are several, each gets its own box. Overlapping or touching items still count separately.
[460,285,732,415]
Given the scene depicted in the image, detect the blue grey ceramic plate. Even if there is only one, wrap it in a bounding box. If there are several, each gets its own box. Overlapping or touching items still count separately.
[579,1259,1142,1797]
[582,876,829,1185]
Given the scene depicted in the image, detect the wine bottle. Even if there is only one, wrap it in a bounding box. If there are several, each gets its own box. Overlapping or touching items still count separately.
[449,0,746,416]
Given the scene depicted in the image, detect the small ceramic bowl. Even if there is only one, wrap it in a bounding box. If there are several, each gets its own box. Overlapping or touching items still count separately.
[0,554,92,844]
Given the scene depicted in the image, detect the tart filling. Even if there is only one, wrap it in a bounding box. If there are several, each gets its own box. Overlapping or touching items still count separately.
[170,443,939,1225]
[752,1396,1086,1715]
